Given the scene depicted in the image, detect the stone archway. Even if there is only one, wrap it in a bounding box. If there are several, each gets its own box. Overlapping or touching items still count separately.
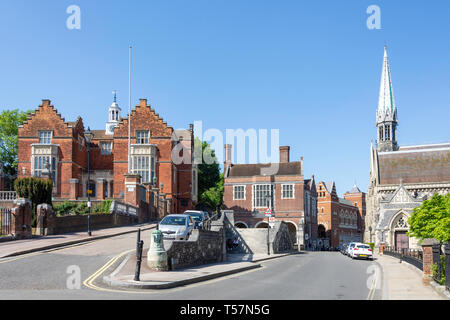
[388,211,410,251]
[285,221,298,245]
[255,221,269,228]
[235,222,248,229]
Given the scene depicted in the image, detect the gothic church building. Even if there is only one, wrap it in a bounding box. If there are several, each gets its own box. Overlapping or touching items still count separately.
[365,47,450,250]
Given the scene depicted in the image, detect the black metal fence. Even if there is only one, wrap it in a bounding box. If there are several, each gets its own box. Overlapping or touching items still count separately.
[432,244,442,283]
[445,243,450,291]
[0,207,12,236]
[384,246,423,271]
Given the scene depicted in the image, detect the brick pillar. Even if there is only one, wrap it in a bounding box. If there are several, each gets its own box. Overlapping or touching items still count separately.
[69,179,79,200]
[422,238,440,281]
[11,199,32,240]
[124,174,141,207]
[97,178,106,200]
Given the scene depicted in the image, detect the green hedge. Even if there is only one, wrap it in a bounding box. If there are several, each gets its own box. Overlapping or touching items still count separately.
[14,177,53,226]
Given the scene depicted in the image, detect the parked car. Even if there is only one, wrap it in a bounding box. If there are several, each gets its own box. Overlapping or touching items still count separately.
[346,242,357,256]
[158,214,195,240]
[341,244,348,255]
[349,243,373,260]
[183,210,208,229]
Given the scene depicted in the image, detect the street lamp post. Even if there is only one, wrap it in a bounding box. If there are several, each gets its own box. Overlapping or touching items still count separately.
[85,127,93,237]
[266,194,271,256]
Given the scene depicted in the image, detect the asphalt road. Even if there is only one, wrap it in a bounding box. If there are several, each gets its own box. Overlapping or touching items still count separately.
[0,231,381,300]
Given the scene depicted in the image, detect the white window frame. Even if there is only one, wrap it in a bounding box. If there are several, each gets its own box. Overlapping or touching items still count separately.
[136,130,150,144]
[38,131,52,144]
[253,184,272,209]
[233,185,246,200]
[281,184,295,199]
[131,155,150,183]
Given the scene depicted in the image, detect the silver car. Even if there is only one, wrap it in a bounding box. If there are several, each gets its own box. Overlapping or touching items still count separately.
[158,214,195,240]
[183,210,208,229]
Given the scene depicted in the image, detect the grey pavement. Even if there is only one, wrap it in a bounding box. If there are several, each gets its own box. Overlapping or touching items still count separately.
[376,254,447,300]
[0,222,157,258]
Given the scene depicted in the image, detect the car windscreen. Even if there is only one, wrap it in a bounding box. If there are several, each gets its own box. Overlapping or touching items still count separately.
[187,213,203,221]
[160,216,186,226]
[357,245,370,249]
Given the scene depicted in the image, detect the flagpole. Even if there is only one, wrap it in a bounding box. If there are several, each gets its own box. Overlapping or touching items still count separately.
[128,45,132,173]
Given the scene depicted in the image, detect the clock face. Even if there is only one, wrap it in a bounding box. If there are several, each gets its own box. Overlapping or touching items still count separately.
[108,124,115,133]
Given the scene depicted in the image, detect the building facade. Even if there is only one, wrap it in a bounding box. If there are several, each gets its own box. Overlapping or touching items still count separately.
[222,145,318,249]
[17,98,197,213]
[365,47,450,250]
[316,182,365,249]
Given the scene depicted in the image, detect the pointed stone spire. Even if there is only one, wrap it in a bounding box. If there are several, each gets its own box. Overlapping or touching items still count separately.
[376,46,399,152]
[377,46,397,124]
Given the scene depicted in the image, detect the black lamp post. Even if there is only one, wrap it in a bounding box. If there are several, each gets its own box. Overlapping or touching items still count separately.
[266,194,271,256]
[85,127,93,237]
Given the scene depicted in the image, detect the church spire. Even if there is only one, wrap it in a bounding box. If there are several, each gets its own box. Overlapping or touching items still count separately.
[376,46,398,152]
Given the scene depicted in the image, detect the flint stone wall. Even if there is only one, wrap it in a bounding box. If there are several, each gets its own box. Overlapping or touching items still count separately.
[165,229,224,270]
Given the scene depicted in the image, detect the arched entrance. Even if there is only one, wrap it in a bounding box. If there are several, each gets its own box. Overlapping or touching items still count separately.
[285,221,298,245]
[318,225,326,239]
[255,221,269,228]
[235,222,248,229]
[389,212,410,251]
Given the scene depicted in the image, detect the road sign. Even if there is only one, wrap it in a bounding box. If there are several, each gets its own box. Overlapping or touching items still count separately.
[265,208,272,217]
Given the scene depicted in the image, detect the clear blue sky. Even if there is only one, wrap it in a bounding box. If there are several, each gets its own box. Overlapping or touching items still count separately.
[1,0,449,195]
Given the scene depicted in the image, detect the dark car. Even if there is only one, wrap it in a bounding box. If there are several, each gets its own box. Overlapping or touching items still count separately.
[341,244,348,255]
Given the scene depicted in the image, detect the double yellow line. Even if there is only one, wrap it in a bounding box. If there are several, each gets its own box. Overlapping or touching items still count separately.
[83,249,134,293]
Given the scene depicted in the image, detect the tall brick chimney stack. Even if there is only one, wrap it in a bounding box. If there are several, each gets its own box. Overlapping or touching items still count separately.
[280,146,290,163]
[224,144,232,167]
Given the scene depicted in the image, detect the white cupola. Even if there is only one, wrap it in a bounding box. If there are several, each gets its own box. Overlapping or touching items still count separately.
[105,91,121,135]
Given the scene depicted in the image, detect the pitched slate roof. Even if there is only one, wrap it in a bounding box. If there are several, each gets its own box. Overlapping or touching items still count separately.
[227,162,302,177]
[378,144,450,185]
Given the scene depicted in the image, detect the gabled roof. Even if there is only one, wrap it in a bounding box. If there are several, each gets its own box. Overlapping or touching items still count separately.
[347,184,362,194]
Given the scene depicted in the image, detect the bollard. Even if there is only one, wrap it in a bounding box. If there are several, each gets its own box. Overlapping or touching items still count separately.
[134,240,144,281]
[136,228,141,255]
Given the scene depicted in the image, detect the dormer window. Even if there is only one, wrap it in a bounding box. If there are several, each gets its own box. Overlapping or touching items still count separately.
[39,131,52,144]
[136,131,149,144]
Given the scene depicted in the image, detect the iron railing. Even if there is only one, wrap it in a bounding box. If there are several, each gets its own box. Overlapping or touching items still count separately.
[432,244,442,284]
[0,207,12,236]
[384,246,423,271]
[445,243,450,291]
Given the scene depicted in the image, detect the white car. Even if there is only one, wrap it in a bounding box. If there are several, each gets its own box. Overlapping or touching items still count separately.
[349,243,373,260]
[346,242,356,256]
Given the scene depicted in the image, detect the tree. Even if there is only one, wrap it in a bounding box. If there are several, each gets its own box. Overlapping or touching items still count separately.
[0,109,32,176]
[196,138,221,196]
[408,193,450,243]
[199,174,224,213]
[195,138,222,212]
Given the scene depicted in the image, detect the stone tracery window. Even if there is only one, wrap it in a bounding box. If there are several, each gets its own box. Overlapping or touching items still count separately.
[395,215,408,229]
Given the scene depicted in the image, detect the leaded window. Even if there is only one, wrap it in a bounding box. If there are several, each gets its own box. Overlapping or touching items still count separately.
[34,156,56,184]
[282,184,294,199]
[233,185,245,200]
[253,184,272,208]
[100,142,112,155]
[132,156,150,183]
[136,131,149,144]
[39,131,52,144]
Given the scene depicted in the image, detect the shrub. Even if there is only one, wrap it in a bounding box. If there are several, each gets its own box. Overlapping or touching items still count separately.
[367,243,375,251]
[53,201,78,216]
[74,203,89,215]
[14,177,53,226]
[93,200,112,214]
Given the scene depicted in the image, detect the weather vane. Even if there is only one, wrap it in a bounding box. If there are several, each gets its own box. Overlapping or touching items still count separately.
[112,90,117,103]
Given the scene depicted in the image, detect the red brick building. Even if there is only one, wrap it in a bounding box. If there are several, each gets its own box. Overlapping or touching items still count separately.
[316,181,365,249]
[223,145,318,248]
[17,98,197,214]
